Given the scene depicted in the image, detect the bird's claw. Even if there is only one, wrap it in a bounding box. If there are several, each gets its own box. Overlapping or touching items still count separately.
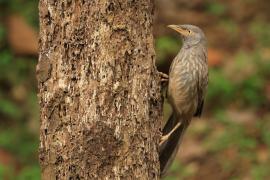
[158,72,169,83]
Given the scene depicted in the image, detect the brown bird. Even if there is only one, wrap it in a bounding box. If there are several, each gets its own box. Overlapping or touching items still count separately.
[159,24,208,177]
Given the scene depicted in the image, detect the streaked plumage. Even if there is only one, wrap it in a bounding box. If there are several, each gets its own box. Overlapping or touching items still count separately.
[159,24,208,177]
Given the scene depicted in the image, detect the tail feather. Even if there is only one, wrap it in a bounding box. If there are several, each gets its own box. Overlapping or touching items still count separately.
[159,113,188,177]
[162,113,178,135]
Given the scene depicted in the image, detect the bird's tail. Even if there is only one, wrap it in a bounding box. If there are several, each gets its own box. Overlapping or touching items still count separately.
[159,113,189,178]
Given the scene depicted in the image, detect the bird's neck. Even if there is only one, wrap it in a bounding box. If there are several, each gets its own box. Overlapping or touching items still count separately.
[182,40,206,49]
[178,43,207,63]
[181,42,207,54]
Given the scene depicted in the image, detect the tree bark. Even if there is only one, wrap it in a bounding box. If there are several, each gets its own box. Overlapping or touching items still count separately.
[37,0,162,179]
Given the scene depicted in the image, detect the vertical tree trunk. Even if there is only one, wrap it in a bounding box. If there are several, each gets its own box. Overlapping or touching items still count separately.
[37,0,162,179]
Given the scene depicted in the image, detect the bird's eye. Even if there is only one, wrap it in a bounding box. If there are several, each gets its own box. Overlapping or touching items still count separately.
[188,30,191,33]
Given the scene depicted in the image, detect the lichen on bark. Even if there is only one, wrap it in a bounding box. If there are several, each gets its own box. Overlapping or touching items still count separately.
[37,0,162,179]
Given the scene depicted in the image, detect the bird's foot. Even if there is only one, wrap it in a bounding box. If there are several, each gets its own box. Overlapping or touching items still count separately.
[158,71,169,83]
[159,122,181,146]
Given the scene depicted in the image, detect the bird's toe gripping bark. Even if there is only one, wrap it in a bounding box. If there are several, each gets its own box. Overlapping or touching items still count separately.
[158,71,169,83]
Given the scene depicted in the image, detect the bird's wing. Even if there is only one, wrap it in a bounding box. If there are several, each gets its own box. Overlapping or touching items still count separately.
[194,74,208,117]
[194,99,204,117]
[162,112,177,135]
[194,52,208,117]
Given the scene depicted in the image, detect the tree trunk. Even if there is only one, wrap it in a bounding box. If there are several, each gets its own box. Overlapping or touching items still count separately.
[37,0,162,179]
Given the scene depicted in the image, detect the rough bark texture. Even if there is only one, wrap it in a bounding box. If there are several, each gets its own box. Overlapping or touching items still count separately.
[37,0,162,179]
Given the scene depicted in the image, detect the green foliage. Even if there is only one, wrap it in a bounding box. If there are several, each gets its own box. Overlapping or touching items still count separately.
[17,166,40,180]
[206,2,227,16]
[262,130,270,147]
[0,23,6,46]
[251,164,270,180]
[241,75,265,106]
[0,52,35,85]
[0,98,23,119]
[233,51,267,106]
[0,50,12,66]
[164,161,194,180]
[218,20,239,43]
[210,112,257,152]
[213,110,230,124]
[0,129,39,163]
[0,0,39,27]
[0,54,37,121]
[207,49,269,108]
[0,163,40,180]
[0,130,17,149]
[249,22,270,47]
[156,36,180,65]
[0,1,39,173]
[207,69,235,106]
[258,119,270,148]
[0,163,15,180]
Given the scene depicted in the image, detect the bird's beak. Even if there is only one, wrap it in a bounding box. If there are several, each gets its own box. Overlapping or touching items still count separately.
[168,25,189,36]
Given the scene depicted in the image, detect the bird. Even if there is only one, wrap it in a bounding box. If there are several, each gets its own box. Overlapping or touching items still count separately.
[159,24,208,177]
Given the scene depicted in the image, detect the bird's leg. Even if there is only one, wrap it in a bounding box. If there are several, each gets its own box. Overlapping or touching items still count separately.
[159,122,181,146]
[158,71,169,83]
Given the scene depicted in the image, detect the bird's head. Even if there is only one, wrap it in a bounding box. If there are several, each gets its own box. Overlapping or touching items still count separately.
[168,24,206,46]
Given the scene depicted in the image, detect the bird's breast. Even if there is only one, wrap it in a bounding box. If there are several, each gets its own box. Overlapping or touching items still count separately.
[168,65,198,113]
[168,50,205,116]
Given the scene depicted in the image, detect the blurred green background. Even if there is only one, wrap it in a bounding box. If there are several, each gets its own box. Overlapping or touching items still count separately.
[0,0,270,179]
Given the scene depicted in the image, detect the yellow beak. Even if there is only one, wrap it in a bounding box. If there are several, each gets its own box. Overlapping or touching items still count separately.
[168,25,189,36]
